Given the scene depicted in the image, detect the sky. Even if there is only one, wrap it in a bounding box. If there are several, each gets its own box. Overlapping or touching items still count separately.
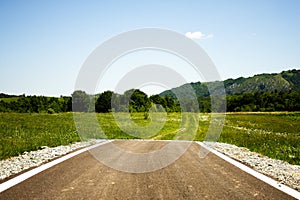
[0,0,300,96]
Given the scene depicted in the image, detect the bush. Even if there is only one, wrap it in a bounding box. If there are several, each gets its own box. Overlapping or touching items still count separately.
[47,108,55,114]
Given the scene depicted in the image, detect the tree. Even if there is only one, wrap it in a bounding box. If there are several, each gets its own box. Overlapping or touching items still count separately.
[96,91,113,112]
[58,96,72,112]
[71,90,89,112]
[150,95,166,110]
[128,89,151,112]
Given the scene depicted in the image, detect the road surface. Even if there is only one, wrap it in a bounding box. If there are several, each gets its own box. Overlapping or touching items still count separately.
[0,141,296,199]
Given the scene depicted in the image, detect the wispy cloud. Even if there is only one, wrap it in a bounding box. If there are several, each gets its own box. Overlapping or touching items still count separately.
[185,31,214,39]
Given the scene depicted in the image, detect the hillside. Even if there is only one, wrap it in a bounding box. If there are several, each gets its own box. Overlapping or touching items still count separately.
[160,69,300,99]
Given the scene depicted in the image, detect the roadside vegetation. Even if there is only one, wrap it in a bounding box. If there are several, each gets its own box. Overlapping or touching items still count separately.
[0,112,299,165]
[0,113,80,159]
[220,112,300,165]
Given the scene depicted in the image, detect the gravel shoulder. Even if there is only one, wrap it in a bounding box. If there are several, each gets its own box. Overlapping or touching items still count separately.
[204,142,300,192]
[0,140,102,181]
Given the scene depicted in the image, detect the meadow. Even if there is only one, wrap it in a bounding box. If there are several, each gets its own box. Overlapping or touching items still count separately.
[0,112,299,165]
[220,112,300,165]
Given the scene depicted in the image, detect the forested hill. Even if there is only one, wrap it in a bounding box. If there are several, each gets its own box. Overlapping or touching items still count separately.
[1,69,300,113]
[160,69,300,98]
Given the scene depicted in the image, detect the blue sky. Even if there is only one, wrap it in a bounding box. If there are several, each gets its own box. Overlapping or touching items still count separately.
[0,0,300,96]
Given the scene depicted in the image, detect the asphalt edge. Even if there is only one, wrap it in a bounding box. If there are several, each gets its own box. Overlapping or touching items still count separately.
[197,142,300,200]
[0,140,111,193]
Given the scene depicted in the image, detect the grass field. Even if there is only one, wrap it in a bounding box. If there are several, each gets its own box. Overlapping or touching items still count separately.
[220,112,300,165]
[0,112,299,165]
[0,113,80,159]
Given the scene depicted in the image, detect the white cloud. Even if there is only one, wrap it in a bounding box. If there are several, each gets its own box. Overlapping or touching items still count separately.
[185,31,214,39]
[185,32,204,39]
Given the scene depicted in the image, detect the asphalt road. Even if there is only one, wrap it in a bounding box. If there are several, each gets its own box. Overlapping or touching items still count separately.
[0,141,296,199]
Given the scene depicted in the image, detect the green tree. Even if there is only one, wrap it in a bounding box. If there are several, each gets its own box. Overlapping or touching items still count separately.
[129,89,151,112]
[96,91,114,112]
[72,90,89,112]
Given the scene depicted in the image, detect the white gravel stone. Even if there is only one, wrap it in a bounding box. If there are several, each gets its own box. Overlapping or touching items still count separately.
[0,140,101,180]
[204,142,300,191]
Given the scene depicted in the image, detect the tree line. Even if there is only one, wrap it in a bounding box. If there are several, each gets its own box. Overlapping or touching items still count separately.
[0,94,72,113]
[72,89,180,113]
[227,90,300,112]
[1,89,300,113]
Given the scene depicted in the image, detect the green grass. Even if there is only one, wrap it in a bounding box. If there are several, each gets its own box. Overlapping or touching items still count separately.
[0,112,299,165]
[0,113,80,159]
[219,112,300,165]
